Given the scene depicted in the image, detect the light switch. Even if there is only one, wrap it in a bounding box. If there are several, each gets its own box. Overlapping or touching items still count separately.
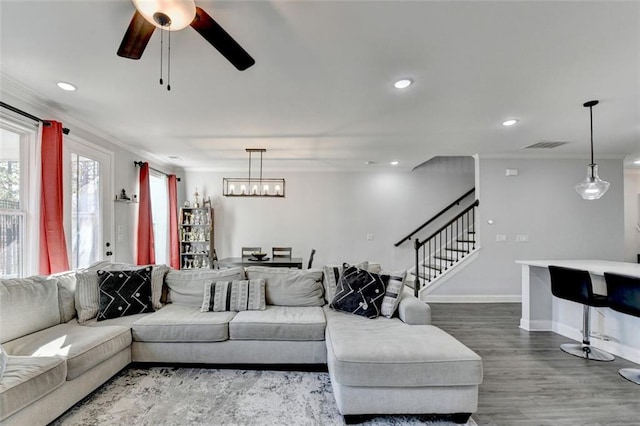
[496,234,507,242]
[516,234,529,242]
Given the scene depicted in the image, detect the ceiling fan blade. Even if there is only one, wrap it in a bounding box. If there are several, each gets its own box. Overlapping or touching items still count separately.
[117,11,156,59]
[190,7,255,71]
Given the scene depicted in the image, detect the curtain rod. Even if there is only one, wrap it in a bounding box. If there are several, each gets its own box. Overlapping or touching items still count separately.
[134,161,181,181]
[0,101,70,135]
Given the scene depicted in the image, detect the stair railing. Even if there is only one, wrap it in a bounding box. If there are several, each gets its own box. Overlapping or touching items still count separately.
[395,187,475,247]
[413,199,479,297]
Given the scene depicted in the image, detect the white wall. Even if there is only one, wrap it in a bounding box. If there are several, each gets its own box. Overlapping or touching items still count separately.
[183,157,475,270]
[433,157,625,298]
[624,169,640,263]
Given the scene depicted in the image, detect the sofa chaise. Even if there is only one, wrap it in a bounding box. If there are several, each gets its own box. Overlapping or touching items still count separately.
[0,262,482,425]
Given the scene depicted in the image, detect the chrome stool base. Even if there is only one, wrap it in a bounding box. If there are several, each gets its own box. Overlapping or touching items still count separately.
[560,343,615,362]
[619,368,640,385]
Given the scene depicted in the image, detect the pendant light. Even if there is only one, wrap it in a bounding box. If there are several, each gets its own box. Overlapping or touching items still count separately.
[223,149,286,198]
[575,100,610,200]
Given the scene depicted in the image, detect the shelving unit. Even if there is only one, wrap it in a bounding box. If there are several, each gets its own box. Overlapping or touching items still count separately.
[180,207,214,269]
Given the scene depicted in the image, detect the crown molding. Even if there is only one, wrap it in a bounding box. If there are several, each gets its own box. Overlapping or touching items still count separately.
[0,73,176,171]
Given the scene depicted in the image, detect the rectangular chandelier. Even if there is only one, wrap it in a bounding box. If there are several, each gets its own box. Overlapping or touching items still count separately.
[222,149,286,198]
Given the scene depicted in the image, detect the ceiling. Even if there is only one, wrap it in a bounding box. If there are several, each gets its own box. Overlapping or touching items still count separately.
[1,0,639,172]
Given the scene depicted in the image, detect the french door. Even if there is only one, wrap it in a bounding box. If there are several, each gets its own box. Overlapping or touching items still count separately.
[63,137,113,269]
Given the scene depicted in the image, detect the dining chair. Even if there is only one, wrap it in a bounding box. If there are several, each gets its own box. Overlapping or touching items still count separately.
[242,247,262,258]
[604,271,640,384]
[307,249,316,269]
[548,265,614,361]
[272,247,292,259]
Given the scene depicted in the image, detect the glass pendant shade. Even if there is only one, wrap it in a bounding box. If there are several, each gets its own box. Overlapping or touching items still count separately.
[575,164,610,200]
[132,0,196,30]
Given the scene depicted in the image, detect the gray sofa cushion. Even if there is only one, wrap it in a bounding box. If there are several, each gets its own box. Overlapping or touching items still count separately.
[0,356,67,421]
[2,322,131,380]
[166,267,245,306]
[0,277,60,343]
[34,271,78,322]
[132,304,235,343]
[324,307,482,387]
[0,344,7,379]
[230,306,326,341]
[246,266,324,307]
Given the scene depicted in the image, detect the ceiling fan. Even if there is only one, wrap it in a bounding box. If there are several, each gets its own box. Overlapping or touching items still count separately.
[117,0,255,71]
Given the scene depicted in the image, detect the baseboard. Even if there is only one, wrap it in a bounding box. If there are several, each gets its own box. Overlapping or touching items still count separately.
[519,319,553,331]
[423,294,522,303]
[552,322,640,365]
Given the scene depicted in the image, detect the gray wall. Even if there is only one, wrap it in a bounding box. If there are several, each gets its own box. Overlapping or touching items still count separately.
[624,170,640,263]
[183,157,475,270]
[433,156,625,298]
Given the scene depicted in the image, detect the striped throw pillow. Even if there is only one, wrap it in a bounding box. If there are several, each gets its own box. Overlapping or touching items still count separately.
[201,279,266,312]
[380,271,406,318]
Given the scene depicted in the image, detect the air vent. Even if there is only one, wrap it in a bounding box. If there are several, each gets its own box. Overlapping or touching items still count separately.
[523,141,570,149]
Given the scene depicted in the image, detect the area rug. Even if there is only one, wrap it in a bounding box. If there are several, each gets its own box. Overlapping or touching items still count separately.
[51,367,477,426]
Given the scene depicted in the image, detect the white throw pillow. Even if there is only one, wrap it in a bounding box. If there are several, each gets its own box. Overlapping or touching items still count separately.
[74,270,100,322]
[380,270,407,318]
[201,279,266,312]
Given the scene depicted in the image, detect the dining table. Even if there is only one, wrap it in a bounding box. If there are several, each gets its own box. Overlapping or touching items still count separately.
[217,257,304,269]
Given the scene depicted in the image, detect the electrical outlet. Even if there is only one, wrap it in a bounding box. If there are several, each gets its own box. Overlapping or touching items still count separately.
[366,233,374,241]
[496,234,507,242]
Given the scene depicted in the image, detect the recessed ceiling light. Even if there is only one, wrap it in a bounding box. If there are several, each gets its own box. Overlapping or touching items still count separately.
[394,79,413,89]
[502,119,518,127]
[390,161,400,166]
[57,82,77,91]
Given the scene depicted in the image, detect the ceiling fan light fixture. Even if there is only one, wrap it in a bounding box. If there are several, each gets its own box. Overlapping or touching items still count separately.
[132,0,196,30]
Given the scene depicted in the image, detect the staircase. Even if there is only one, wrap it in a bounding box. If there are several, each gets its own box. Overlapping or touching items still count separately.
[396,190,479,298]
[411,200,478,294]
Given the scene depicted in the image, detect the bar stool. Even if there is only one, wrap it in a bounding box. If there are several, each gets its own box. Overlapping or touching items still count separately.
[548,265,615,361]
[604,271,640,384]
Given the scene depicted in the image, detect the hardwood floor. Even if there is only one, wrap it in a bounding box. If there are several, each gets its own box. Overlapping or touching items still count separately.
[429,303,640,426]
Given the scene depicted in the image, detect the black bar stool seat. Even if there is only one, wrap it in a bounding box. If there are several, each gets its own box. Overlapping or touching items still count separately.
[604,271,640,384]
[548,265,615,362]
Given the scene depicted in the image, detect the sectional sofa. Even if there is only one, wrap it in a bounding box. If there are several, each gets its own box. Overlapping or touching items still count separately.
[0,262,482,425]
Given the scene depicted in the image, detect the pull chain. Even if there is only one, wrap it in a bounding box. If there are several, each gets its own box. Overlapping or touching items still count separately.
[167,28,171,91]
[159,29,164,86]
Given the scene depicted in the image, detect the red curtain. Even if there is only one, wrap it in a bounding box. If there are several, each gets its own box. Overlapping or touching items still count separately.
[136,162,156,265]
[168,175,180,269]
[39,121,70,274]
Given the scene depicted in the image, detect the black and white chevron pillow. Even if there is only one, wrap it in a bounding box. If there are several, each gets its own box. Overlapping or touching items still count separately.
[330,265,388,318]
[97,267,154,321]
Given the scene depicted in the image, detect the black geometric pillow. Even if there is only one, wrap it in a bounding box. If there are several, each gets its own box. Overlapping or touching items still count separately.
[330,265,388,318]
[97,267,154,321]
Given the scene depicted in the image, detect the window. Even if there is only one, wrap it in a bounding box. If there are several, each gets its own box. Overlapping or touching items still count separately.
[0,128,24,277]
[69,153,101,269]
[150,172,169,264]
[64,137,113,270]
